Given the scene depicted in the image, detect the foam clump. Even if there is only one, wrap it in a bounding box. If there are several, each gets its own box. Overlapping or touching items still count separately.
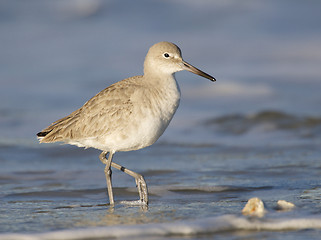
[242,197,266,218]
[276,200,295,211]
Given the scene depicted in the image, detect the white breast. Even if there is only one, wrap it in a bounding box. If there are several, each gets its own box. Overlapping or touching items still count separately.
[107,75,181,152]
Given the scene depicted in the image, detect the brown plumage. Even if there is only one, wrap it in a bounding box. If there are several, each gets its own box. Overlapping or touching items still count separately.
[37,41,215,206]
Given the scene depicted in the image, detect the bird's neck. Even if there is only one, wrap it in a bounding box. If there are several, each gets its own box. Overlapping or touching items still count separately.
[143,72,177,89]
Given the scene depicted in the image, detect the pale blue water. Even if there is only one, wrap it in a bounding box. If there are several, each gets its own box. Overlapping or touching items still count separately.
[1,1,321,239]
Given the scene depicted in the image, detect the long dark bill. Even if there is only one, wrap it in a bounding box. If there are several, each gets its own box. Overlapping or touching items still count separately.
[181,60,216,82]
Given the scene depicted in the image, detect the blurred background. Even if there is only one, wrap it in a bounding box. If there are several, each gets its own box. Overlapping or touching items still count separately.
[1,0,321,145]
[1,1,321,237]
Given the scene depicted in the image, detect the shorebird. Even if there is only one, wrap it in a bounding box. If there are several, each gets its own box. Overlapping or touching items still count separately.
[37,41,215,206]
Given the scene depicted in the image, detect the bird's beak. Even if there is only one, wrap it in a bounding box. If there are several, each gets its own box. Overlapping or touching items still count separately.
[180,60,216,82]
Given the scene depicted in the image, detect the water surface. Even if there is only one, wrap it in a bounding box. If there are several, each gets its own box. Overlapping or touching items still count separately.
[1,1,321,239]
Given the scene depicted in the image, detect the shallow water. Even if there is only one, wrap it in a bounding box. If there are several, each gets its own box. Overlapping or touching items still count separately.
[1,0,321,239]
[1,140,321,239]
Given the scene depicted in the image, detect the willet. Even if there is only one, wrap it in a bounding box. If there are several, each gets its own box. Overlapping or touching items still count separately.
[37,41,215,206]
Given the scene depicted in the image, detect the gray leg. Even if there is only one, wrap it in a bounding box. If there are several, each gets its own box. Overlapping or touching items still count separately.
[111,162,148,205]
[99,151,114,205]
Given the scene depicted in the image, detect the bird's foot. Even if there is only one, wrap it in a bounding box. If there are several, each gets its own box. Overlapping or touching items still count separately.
[136,175,148,205]
[119,199,148,206]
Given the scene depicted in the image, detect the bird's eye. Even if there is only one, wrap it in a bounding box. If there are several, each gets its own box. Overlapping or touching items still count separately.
[163,53,170,58]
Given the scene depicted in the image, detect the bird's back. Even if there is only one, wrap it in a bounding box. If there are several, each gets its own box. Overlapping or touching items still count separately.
[37,74,180,152]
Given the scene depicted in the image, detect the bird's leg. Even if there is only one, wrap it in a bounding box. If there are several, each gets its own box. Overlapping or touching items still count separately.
[111,162,148,205]
[99,151,114,205]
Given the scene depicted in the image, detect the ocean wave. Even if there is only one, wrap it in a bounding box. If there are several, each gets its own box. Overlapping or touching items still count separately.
[205,110,321,137]
[1,214,321,240]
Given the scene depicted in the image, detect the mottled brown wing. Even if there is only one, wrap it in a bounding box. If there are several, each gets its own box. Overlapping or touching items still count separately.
[37,76,142,143]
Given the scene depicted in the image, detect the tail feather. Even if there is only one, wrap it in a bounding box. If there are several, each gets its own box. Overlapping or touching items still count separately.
[37,128,63,143]
[36,113,80,143]
[37,105,84,143]
[36,130,53,143]
[36,131,51,137]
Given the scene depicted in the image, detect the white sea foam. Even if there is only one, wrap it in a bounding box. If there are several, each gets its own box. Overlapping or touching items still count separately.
[1,215,321,240]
